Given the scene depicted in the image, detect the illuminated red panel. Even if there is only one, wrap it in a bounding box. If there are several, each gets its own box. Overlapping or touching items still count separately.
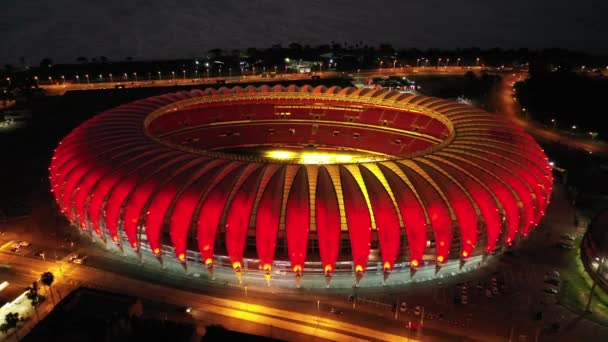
[122,179,158,248]
[379,164,427,265]
[61,161,95,221]
[430,158,501,251]
[286,167,310,272]
[443,151,523,244]
[88,172,122,235]
[315,167,341,273]
[359,166,400,270]
[145,183,177,253]
[399,163,452,261]
[197,165,244,265]
[105,175,139,242]
[255,168,285,270]
[122,156,191,249]
[226,167,264,267]
[142,157,215,255]
[170,163,232,260]
[339,166,371,271]
[74,167,108,228]
[55,157,86,213]
[457,148,536,236]
[416,162,478,256]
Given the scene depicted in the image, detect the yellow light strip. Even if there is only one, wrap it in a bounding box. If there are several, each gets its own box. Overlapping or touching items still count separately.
[360,163,405,228]
[278,165,299,231]
[343,164,377,230]
[248,164,281,230]
[324,164,348,231]
[306,165,319,232]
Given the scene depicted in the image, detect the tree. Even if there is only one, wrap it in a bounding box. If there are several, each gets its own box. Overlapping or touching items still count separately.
[4,312,20,341]
[26,281,41,322]
[40,272,55,305]
[76,56,88,63]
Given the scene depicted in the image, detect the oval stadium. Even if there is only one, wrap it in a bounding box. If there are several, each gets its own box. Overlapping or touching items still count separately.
[49,85,553,287]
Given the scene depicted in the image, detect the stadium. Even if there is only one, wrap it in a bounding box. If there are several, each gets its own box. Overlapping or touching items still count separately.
[49,85,553,287]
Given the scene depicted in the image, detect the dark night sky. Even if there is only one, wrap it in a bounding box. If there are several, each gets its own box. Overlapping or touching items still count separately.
[1,0,607,65]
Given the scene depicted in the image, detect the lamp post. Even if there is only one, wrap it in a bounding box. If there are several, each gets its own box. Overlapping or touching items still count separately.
[437,58,442,67]
[551,118,556,128]
[109,73,113,83]
[75,75,79,84]
[393,60,397,69]
[457,57,461,66]
[229,68,232,77]
[61,75,65,83]
[6,77,11,86]
[416,58,421,67]
[85,74,89,84]
[446,58,450,67]
[123,73,128,82]
[171,71,175,80]
[158,71,161,80]
[48,76,53,84]
[34,76,39,86]
[476,57,480,66]
[133,72,138,82]
[182,70,186,80]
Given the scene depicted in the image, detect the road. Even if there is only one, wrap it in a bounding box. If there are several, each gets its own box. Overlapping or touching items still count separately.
[38,65,608,156]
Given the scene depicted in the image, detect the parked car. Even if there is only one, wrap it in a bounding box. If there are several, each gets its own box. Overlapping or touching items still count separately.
[544,277,560,286]
[558,242,576,250]
[400,301,408,312]
[560,234,575,241]
[18,241,30,247]
[543,287,559,295]
[414,306,422,316]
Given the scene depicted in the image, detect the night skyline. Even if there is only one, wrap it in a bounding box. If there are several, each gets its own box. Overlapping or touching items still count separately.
[2,0,608,65]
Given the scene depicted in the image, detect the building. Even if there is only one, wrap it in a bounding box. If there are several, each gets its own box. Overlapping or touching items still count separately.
[581,210,608,292]
[49,85,552,286]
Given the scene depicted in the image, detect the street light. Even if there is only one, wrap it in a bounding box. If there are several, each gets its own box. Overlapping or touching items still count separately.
[6,77,11,86]
[551,118,556,128]
[229,68,232,77]
[456,58,461,66]
[445,58,450,67]
[85,74,89,84]
[109,73,113,83]
[416,58,421,67]
[133,72,137,82]
[158,71,161,80]
[34,76,39,86]
[437,58,442,67]
[476,57,480,66]
[171,71,175,80]
[393,60,397,69]
[123,73,128,81]
[75,75,79,84]
[182,70,186,80]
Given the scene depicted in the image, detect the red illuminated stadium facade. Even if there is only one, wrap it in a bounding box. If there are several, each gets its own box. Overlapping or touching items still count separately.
[49,85,553,286]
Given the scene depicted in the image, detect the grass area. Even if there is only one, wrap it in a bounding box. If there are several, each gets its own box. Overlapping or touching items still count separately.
[559,235,608,325]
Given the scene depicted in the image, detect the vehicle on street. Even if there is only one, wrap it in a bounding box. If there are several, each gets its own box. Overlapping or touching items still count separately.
[545,277,560,286]
[558,242,576,250]
[560,234,575,241]
[543,287,559,294]
[400,301,407,312]
[330,307,344,315]
[18,241,30,247]
[546,270,560,278]
[461,295,468,304]
[414,306,422,316]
